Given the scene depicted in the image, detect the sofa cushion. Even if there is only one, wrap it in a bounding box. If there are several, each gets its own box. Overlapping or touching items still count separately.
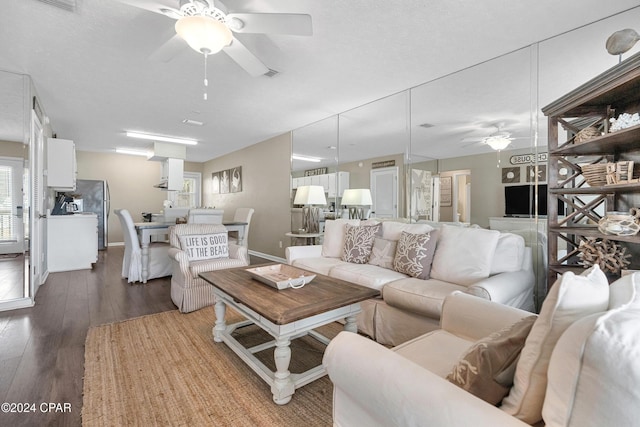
[291,257,348,276]
[381,221,434,241]
[446,315,537,405]
[368,237,398,269]
[322,219,360,258]
[383,277,466,319]
[501,265,609,424]
[430,225,500,286]
[489,233,526,275]
[393,230,438,279]
[341,223,381,264]
[542,272,640,427]
[330,263,408,291]
[393,330,474,377]
[178,232,229,261]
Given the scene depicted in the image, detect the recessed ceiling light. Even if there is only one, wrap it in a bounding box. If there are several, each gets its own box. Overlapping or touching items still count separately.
[125,131,198,145]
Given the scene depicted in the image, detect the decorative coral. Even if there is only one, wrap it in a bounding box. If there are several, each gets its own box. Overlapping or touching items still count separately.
[578,238,631,274]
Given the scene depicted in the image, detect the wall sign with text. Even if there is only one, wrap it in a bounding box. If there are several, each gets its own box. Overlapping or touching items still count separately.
[510,152,548,165]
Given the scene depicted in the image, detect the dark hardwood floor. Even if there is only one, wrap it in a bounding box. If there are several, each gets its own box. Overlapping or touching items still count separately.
[0,246,271,427]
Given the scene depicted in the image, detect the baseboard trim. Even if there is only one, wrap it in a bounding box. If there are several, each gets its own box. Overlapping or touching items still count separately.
[248,250,286,264]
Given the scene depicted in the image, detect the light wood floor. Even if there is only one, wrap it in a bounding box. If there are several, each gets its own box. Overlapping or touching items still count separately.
[0,246,269,427]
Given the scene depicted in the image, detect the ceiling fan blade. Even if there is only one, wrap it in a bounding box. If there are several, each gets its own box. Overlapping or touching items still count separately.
[223,37,270,77]
[115,0,181,17]
[149,34,187,62]
[226,13,312,35]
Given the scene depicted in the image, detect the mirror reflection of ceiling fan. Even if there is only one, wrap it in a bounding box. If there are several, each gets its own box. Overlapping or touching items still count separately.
[118,0,313,77]
[461,122,527,151]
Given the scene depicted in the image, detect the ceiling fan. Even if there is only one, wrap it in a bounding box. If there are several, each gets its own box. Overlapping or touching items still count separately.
[460,122,526,151]
[118,0,312,77]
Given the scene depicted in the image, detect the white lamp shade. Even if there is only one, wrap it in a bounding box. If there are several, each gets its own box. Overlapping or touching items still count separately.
[175,15,233,54]
[294,185,327,205]
[341,188,373,205]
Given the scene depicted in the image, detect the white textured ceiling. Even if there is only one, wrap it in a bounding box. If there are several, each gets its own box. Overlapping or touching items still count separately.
[1,0,640,163]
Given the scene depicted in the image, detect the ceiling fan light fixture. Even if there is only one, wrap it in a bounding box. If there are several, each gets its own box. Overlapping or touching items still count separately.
[175,15,232,54]
[485,135,512,151]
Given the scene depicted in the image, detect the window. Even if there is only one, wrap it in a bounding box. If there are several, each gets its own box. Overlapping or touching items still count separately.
[168,171,201,208]
[0,165,14,241]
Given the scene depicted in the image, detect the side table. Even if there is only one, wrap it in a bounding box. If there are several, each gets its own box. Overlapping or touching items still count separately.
[285,232,323,245]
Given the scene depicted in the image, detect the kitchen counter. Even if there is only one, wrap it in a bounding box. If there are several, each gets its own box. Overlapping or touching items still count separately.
[47,213,98,272]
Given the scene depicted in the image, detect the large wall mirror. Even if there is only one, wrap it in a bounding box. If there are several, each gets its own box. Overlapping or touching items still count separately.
[0,70,31,310]
[290,5,640,308]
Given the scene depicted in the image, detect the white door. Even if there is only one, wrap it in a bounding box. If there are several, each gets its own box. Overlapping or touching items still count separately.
[30,111,45,295]
[370,167,398,218]
[0,157,24,254]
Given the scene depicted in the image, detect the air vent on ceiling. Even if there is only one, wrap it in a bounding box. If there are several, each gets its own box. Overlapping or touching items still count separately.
[264,69,280,78]
[419,123,435,128]
[35,0,77,12]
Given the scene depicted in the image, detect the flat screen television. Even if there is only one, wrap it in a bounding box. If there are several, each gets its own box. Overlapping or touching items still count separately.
[504,184,563,217]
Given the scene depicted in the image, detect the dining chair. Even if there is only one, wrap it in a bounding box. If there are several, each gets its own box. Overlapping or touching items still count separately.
[229,207,254,246]
[187,208,224,224]
[114,209,172,283]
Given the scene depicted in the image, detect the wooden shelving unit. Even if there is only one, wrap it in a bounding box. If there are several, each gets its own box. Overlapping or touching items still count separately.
[542,51,640,287]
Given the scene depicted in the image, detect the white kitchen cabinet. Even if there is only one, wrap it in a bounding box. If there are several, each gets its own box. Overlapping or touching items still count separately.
[159,158,184,191]
[47,137,76,190]
[292,172,350,197]
[330,171,350,198]
[47,213,98,272]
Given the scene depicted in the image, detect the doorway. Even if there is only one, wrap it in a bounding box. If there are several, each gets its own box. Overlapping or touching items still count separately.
[370,166,398,218]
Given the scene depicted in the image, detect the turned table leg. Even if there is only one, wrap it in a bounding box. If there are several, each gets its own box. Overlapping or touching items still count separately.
[213,300,227,343]
[272,337,295,405]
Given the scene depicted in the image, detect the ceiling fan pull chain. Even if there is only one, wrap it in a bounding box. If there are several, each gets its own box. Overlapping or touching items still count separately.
[203,51,209,100]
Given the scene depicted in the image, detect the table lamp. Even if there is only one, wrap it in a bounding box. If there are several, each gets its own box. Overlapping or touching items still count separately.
[341,188,373,219]
[294,185,327,233]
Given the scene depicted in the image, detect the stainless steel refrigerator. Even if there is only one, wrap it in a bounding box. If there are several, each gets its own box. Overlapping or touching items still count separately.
[74,179,110,250]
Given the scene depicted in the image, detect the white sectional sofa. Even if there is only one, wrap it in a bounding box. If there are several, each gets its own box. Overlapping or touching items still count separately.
[286,219,536,346]
[323,267,640,427]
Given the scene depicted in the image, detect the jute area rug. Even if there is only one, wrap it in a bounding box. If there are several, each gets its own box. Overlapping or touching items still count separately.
[82,306,342,426]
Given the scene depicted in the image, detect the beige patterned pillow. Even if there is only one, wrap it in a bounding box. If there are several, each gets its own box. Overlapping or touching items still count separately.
[392,230,438,279]
[446,315,537,405]
[368,237,398,269]
[341,224,381,264]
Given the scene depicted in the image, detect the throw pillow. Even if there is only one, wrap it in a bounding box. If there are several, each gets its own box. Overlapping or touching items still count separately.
[500,265,610,424]
[392,230,438,279]
[341,223,381,264]
[178,232,229,261]
[447,315,537,405]
[543,272,640,427]
[322,219,360,258]
[368,237,398,269]
[430,225,500,286]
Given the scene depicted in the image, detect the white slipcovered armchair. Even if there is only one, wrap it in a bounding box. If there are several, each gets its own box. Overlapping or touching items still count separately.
[168,223,249,313]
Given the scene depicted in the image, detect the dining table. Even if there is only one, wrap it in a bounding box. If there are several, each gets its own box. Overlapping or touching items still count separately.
[133,221,248,283]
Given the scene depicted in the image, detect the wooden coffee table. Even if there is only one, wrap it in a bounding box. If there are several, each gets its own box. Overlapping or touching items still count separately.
[199,264,379,405]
